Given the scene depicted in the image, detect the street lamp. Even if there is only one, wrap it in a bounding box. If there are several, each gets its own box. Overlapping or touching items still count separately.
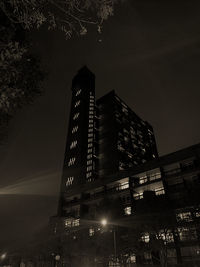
[54,254,60,267]
[100,219,117,265]
[101,219,107,226]
[0,253,7,260]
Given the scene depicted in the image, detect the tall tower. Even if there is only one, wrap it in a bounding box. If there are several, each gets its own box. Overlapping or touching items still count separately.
[58,66,96,215]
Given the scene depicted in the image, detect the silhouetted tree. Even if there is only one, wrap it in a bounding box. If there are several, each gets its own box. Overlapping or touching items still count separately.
[0,0,118,39]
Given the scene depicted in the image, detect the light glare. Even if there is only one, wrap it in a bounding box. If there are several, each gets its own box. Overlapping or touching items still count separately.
[101,219,107,226]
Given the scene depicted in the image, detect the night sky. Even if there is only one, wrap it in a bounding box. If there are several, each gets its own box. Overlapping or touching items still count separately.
[0,1,200,250]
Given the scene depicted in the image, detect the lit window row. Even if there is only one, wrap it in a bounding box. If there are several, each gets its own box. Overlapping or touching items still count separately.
[68,157,76,166]
[157,230,174,243]
[72,125,78,133]
[73,113,79,120]
[70,140,77,149]
[141,231,174,244]
[75,100,80,108]
[75,89,81,96]
[66,176,74,187]
[86,93,94,182]
[65,218,80,227]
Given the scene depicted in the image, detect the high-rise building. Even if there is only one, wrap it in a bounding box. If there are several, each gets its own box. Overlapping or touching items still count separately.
[96,90,158,177]
[52,67,200,267]
[58,66,158,216]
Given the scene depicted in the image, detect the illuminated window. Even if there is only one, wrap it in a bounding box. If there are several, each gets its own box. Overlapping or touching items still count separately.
[155,187,165,195]
[141,233,150,243]
[124,206,131,215]
[87,166,93,171]
[74,100,80,108]
[119,182,129,190]
[72,219,80,227]
[89,120,93,124]
[68,157,76,166]
[133,192,143,200]
[70,140,77,149]
[178,227,197,241]
[119,162,125,170]
[65,218,80,227]
[75,89,81,96]
[87,154,92,159]
[118,144,125,152]
[195,211,200,218]
[66,176,74,187]
[86,172,92,178]
[88,143,93,148]
[73,113,79,120]
[72,126,78,133]
[88,133,93,138]
[88,148,92,153]
[89,228,95,236]
[127,254,136,264]
[65,219,72,227]
[89,128,93,133]
[176,212,193,222]
[88,138,93,143]
[87,160,92,165]
[158,230,174,243]
[139,176,148,184]
[149,172,161,181]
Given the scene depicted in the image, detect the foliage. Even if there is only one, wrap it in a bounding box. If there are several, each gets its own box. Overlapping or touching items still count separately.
[0,0,118,39]
[0,12,44,140]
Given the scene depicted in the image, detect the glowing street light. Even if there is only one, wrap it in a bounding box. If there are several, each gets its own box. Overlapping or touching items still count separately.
[101,219,107,226]
[1,253,7,260]
[100,219,117,264]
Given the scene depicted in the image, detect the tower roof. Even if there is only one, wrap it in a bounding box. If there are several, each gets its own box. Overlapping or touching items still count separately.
[77,65,93,75]
[71,66,95,91]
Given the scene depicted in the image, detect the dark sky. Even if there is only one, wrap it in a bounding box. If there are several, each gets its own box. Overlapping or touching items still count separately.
[0,0,200,250]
